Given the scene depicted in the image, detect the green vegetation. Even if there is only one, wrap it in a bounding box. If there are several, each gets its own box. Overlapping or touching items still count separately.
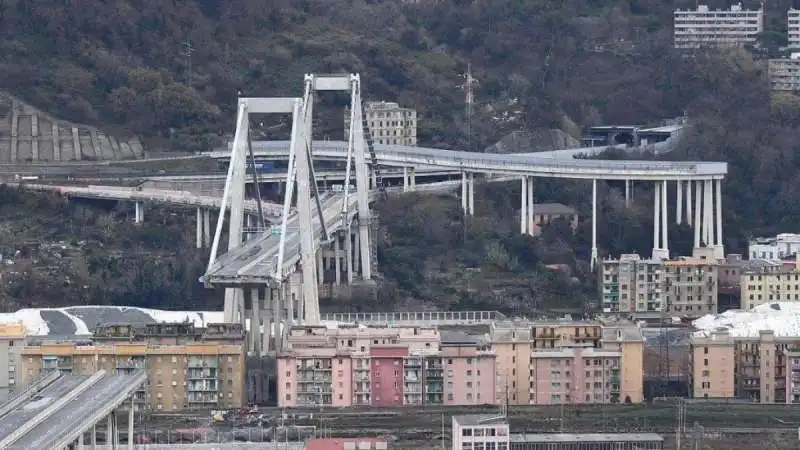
[0,186,216,311]
[1,1,800,313]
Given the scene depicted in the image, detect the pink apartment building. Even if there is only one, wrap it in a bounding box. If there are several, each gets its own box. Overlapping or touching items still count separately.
[528,344,622,404]
[277,325,497,407]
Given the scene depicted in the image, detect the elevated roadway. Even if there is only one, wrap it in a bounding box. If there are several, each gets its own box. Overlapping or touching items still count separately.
[201,140,727,180]
[205,192,358,284]
[0,374,88,445]
[9,371,146,450]
[19,183,287,218]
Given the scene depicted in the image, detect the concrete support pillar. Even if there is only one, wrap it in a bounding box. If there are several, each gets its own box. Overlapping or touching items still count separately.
[686,180,693,226]
[92,424,97,449]
[714,178,724,258]
[591,179,598,270]
[196,207,203,249]
[128,396,134,450]
[653,181,660,258]
[520,176,528,234]
[468,172,475,215]
[676,180,683,225]
[461,171,468,213]
[526,176,533,235]
[316,249,324,285]
[134,201,143,224]
[694,180,702,249]
[345,227,353,284]
[203,209,211,247]
[410,167,416,188]
[661,179,668,258]
[77,433,84,450]
[371,167,378,190]
[403,167,410,192]
[334,234,342,286]
[250,288,261,356]
[704,179,713,247]
[624,179,631,208]
[354,230,361,275]
[267,288,277,352]
[106,415,112,448]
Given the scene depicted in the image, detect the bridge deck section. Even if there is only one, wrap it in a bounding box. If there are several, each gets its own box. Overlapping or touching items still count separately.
[7,372,146,450]
[202,140,727,180]
[0,374,90,443]
[20,184,287,217]
[205,192,358,284]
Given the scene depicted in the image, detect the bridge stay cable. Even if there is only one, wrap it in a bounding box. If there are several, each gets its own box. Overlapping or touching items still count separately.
[246,120,267,230]
[362,104,388,201]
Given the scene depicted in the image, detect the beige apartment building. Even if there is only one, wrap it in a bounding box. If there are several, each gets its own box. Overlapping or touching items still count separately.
[344,101,418,146]
[662,249,719,317]
[20,322,247,411]
[490,320,644,405]
[601,249,719,318]
[691,329,800,403]
[600,254,663,314]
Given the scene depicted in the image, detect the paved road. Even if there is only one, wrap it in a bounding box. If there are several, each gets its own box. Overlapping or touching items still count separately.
[205,192,358,283]
[8,374,143,449]
[0,375,89,443]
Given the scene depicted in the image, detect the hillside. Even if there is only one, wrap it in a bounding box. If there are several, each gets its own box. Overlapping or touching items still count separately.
[0,0,708,151]
[1,1,800,312]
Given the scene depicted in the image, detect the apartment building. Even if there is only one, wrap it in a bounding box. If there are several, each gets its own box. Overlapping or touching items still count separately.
[276,325,495,407]
[749,233,800,260]
[789,9,800,48]
[768,55,800,91]
[690,330,736,398]
[344,101,418,146]
[662,250,719,318]
[601,249,719,318]
[690,329,800,403]
[740,260,800,310]
[20,322,246,411]
[599,254,663,314]
[490,320,644,405]
[0,323,26,401]
[673,4,763,49]
[452,415,510,450]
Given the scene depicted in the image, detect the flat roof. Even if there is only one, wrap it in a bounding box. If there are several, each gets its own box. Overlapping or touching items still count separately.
[510,433,664,443]
[640,125,684,134]
[453,414,508,426]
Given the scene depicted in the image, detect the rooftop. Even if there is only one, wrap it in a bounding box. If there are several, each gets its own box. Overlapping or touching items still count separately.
[453,414,508,427]
[532,203,577,216]
[510,433,663,443]
[306,438,389,450]
[693,302,800,339]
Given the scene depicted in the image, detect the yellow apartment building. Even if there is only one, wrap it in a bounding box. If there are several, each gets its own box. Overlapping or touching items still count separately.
[740,265,800,310]
[490,320,644,405]
[20,322,246,411]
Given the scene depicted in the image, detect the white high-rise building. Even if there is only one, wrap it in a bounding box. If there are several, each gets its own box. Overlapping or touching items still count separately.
[344,101,418,146]
[789,9,800,48]
[673,4,763,49]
